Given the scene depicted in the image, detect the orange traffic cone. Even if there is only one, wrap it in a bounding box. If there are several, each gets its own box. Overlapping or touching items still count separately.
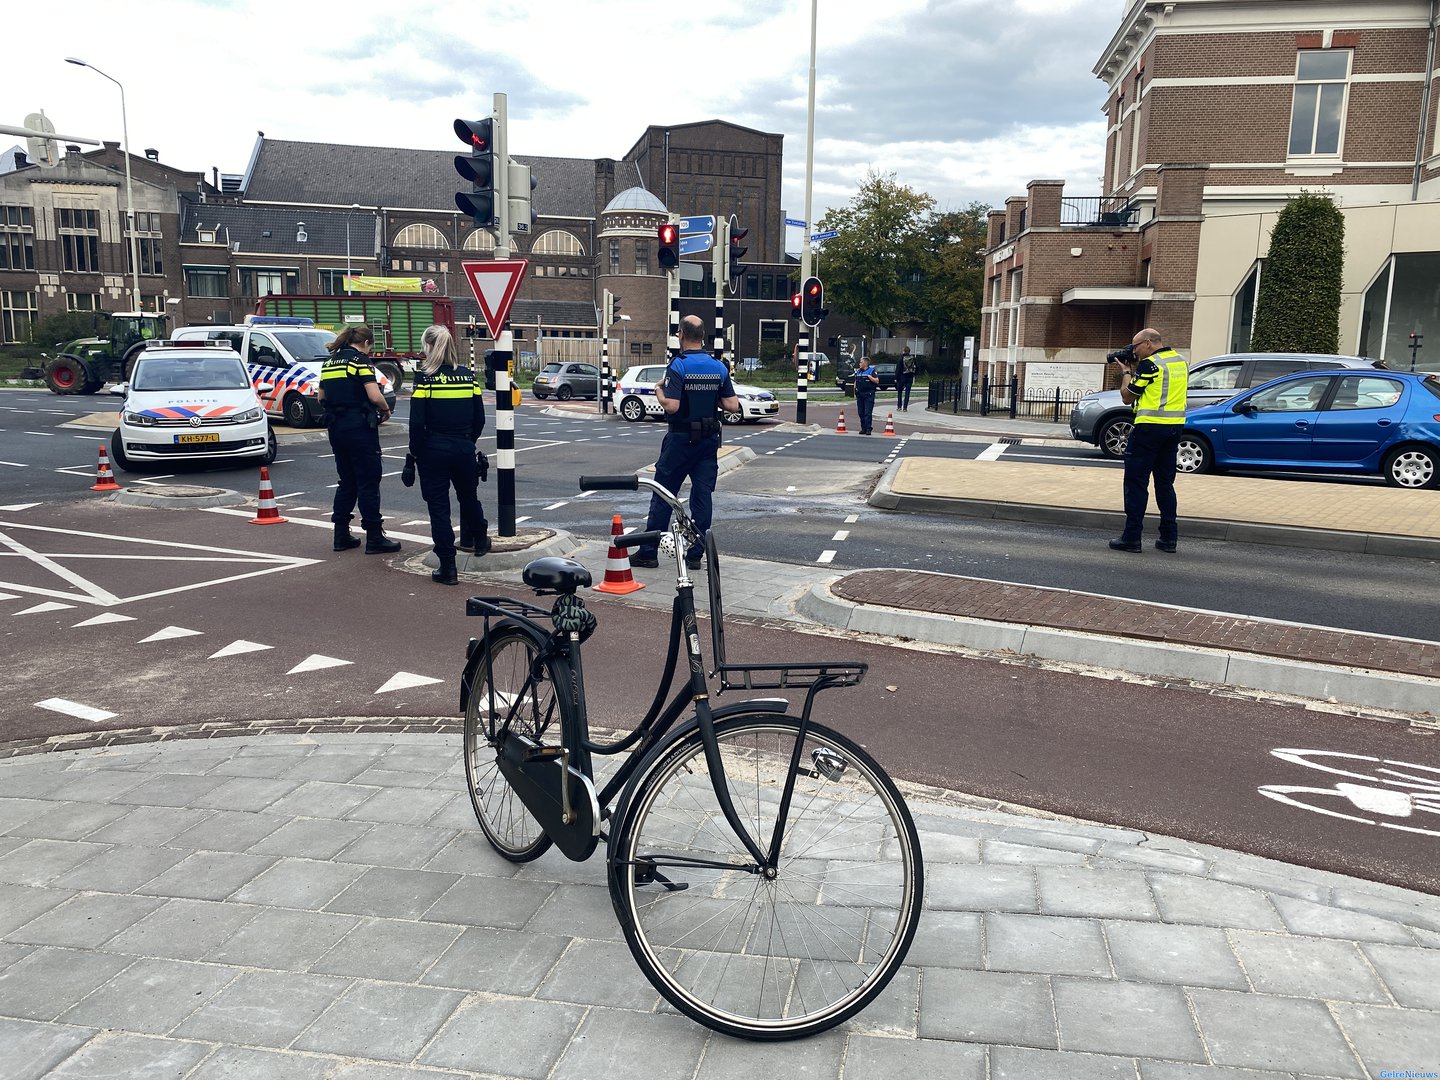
[835,409,848,434]
[91,444,121,491]
[883,412,896,436]
[594,514,645,595]
[249,466,288,524]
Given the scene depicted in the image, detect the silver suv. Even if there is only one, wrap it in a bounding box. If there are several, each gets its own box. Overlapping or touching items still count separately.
[1068,352,1386,458]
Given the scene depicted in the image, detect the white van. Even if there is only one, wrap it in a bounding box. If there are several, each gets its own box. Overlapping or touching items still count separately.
[172,316,396,428]
[111,342,275,470]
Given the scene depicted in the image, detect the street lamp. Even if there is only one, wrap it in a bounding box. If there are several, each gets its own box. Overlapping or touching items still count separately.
[345,203,360,293]
[296,222,308,292]
[618,313,631,356]
[65,57,141,311]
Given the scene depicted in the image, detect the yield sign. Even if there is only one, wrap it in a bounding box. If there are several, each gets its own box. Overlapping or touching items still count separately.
[460,259,529,338]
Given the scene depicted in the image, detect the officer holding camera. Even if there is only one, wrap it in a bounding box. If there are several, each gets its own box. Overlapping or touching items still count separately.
[631,316,741,570]
[1108,327,1189,554]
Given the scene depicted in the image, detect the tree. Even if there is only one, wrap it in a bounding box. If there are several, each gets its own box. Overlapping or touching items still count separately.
[813,171,934,332]
[910,203,989,373]
[1249,192,1344,353]
[30,310,111,348]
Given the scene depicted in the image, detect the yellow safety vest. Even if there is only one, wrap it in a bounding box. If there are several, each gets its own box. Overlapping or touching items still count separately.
[1131,348,1188,426]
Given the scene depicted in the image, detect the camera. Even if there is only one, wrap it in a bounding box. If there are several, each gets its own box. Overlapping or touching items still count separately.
[1106,344,1137,364]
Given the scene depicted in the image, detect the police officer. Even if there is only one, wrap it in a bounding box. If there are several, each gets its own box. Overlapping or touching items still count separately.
[319,325,400,554]
[409,324,487,586]
[1109,327,1189,554]
[631,315,741,570]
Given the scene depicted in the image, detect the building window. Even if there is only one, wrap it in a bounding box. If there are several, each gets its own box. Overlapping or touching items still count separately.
[393,223,448,248]
[1357,252,1440,368]
[634,239,649,275]
[1,289,36,344]
[239,268,297,296]
[1230,262,1262,352]
[1,205,35,270]
[609,238,620,274]
[1008,270,1023,349]
[531,230,585,256]
[126,237,164,277]
[1289,49,1350,157]
[462,229,496,252]
[758,319,786,343]
[318,269,350,295]
[185,267,228,297]
[66,293,100,311]
[57,207,101,273]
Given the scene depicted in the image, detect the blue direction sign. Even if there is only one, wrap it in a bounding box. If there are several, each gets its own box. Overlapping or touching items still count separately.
[679,233,713,256]
[784,217,807,227]
[679,215,715,235]
[810,229,840,242]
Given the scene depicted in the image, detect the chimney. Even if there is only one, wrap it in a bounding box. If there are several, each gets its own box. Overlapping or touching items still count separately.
[103,140,120,152]
[14,151,28,168]
[64,144,81,155]
[145,148,159,162]
[212,166,219,189]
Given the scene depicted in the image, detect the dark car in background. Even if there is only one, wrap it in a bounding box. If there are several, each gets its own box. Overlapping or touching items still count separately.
[1068,353,1386,458]
[1177,369,1440,487]
[838,360,899,397]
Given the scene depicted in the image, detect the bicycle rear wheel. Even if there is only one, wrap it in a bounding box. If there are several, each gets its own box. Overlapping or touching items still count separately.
[608,714,923,1040]
[463,628,573,861]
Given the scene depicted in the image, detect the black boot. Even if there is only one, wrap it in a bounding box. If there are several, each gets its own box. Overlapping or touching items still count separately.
[333,519,361,552]
[365,527,401,554]
[431,555,458,586]
[469,526,491,557]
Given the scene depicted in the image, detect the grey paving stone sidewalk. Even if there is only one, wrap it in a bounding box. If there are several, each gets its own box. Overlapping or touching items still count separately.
[0,734,1437,1080]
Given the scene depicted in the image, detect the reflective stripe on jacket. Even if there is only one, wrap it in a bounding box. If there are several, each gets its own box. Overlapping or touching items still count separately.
[1131,348,1188,426]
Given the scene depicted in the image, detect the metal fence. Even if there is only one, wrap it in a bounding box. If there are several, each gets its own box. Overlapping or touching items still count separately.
[928,378,1086,422]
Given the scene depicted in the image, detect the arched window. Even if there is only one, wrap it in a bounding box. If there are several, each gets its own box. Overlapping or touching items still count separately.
[393,223,448,249]
[531,230,585,257]
[462,230,497,253]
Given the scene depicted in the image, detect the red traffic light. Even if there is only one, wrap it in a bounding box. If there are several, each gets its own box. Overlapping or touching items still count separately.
[657,223,680,270]
[800,276,825,325]
[790,293,802,318]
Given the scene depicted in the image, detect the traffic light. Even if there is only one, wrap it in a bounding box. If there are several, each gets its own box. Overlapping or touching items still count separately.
[657,222,679,270]
[508,161,537,236]
[454,117,498,228]
[790,291,802,319]
[726,214,748,293]
[603,288,623,326]
[800,276,826,325]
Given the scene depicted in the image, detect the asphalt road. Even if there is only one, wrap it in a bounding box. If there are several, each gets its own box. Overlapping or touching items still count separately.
[3,385,1437,893]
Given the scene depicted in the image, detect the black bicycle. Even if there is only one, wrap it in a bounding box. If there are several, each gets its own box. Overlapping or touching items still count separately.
[458,474,923,1040]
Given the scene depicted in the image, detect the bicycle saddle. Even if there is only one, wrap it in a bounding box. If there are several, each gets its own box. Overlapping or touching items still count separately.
[522,557,593,594]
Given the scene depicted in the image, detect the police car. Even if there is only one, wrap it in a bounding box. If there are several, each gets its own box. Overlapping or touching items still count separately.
[615,364,778,424]
[111,342,276,470]
[171,317,396,428]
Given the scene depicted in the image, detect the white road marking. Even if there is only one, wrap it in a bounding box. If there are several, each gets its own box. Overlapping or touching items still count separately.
[376,671,444,694]
[832,530,850,541]
[844,514,858,523]
[543,501,568,511]
[0,461,29,468]
[0,504,41,511]
[817,550,837,564]
[73,612,136,627]
[976,442,1009,461]
[209,640,273,659]
[0,591,19,600]
[36,698,116,723]
[288,654,352,674]
[139,626,204,642]
[15,601,75,615]
[24,432,56,437]
[201,507,433,543]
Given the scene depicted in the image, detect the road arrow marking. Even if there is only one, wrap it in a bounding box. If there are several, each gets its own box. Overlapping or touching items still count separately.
[376,672,444,694]
[209,640,274,659]
[139,626,204,643]
[288,654,352,674]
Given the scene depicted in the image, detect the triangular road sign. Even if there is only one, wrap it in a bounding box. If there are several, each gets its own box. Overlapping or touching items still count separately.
[460,259,529,339]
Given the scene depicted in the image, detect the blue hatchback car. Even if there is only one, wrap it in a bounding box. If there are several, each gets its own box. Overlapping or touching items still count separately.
[1177,369,1440,488]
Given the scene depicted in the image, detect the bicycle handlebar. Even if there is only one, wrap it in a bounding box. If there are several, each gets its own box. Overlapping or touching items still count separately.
[579,475,639,491]
[616,530,664,549]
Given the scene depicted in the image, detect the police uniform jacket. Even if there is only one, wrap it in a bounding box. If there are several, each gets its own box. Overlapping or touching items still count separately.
[662,350,735,439]
[409,364,486,455]
[1127,348,1189,426]
[320,346,377,423]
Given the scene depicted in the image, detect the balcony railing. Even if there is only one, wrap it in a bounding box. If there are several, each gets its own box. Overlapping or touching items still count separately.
[1059,197,1140,228]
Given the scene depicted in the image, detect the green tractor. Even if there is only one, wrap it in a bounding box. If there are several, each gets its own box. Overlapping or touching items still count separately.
[36,311,170,395]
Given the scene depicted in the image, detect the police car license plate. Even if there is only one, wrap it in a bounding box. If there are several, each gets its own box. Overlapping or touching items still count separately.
[175,432,220,444]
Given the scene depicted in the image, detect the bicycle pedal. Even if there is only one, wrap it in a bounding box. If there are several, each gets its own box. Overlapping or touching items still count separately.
[524,745,566,763]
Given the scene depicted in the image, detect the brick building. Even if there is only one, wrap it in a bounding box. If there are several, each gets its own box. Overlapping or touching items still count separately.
[0,120,801,366]
[981,0,1440,400]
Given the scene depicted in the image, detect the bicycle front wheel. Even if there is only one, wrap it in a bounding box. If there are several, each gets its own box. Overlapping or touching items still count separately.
[463,628,574,862]
[608,715,923,1040]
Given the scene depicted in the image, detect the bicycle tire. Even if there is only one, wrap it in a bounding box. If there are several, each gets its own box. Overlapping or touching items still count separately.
[607,714,923,1040]
[463,627,575,862]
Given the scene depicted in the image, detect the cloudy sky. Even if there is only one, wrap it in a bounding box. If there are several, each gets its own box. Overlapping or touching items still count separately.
[9,0,1125,246]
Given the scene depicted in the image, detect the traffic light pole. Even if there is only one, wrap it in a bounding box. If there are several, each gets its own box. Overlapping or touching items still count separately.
[712,219,727,367]
[490,92,517,537]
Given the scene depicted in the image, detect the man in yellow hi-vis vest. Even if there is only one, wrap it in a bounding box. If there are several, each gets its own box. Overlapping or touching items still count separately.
[1109,328,1189,554]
